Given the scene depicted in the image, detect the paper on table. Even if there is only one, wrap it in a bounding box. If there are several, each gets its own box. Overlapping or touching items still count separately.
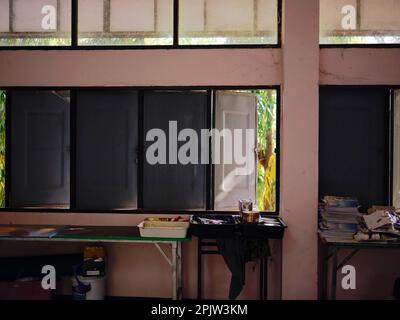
[0,225,64,238]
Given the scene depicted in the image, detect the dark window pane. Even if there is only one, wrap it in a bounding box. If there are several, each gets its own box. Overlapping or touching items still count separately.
[143,91,207,210]
[319,88,390,211]
[11,90,70,208]
[76,90,138,210]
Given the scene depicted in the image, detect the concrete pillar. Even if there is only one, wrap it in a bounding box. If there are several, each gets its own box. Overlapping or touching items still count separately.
[280,0,320,299]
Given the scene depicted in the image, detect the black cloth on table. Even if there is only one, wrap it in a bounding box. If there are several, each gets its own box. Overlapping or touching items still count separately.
[216,236,247,300]
[217,236,271,300]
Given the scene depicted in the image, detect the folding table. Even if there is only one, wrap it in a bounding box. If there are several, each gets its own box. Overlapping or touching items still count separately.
[0,225,190,300]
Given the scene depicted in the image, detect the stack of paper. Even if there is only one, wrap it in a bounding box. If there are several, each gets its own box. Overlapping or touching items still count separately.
[362,209,400,237]
[318,196,361,241]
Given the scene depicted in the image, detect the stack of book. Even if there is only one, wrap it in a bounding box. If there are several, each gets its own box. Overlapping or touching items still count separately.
[318,196,362,241]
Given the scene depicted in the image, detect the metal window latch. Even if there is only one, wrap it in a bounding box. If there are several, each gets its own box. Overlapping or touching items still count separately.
[134,148,139,164]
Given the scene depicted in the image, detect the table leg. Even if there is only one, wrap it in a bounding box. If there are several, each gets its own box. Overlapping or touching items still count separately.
[197,238,202,300]
[177,242,182,300]
[172,241,177,300]
[321,246,328,300]
[330,247,338,300]
[259,256,268,300]
[259,257,264,300]
[264,257,268,300]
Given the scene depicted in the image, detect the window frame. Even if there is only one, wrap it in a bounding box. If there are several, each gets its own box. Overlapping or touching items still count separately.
[320,44,400,49]
[0,85,280,214]
[0,0,282,50]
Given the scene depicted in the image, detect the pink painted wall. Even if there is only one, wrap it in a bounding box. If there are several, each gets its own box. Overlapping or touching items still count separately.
[320,48,400,85]
[0,0,400,300]
[0,49,281,87]
[280,0,319,299]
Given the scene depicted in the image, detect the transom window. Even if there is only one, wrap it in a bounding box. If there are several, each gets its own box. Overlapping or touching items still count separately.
[0,0,71,46]
[320,0,400,45]
[0,0,280,47]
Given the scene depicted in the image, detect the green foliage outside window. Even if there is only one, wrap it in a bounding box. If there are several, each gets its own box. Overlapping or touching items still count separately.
[0,37,70,46]
[254,90,277,212]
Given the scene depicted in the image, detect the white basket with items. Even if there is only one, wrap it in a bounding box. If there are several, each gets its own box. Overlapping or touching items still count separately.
[138,217,189,238]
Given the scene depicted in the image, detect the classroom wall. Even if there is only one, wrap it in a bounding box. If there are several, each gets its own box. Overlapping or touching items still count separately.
[320,48,400,85]
[0,49,281,87]
[0,0,400,300]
